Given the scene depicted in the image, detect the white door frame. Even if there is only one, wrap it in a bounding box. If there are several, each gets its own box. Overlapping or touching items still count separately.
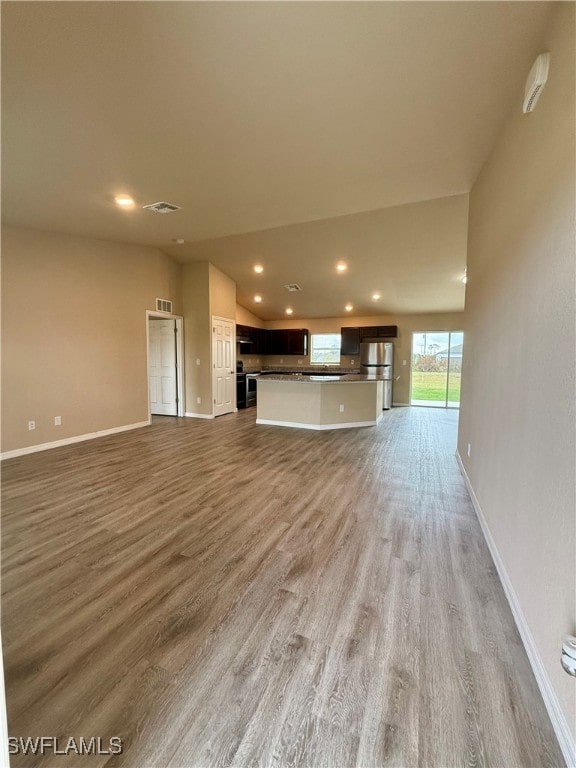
[146,310,185,419]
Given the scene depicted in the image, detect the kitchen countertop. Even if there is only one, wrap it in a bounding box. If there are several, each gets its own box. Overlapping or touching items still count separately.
[257,373,383,383]
[243,368,360,375]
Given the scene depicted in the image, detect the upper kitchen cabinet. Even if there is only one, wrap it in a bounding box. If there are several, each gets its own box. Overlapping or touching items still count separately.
[340,327,360,355]
[254,327,267,355]
[287,329,308,355]
[340,325,398,354]
[265,329,309,355]
[359,325,398,340]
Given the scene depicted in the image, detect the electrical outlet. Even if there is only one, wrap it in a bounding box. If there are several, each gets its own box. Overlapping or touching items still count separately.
[54,416,62,426]
[350,359,355,365]
[280,358,284,363]
[467,443,471,458]
[196,397,201,404]
[298,359,303,364]
[196,358,200,365]
[28,420,35,431]
[339,404,345,413]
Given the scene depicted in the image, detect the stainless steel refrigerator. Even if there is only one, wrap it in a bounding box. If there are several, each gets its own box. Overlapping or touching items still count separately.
[360,342,393,409]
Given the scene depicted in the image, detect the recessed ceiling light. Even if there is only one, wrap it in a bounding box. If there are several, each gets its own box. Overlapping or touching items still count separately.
[254,295,262,303]
[345,304,353,312]
[372,293,381,300]
[114,194,135,209]
[172,238,185,244]
[254,264,264,274]
[336,262,347,272]
[285,307,293,315]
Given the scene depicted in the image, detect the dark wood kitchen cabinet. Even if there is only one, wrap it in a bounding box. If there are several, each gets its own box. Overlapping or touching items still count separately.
[340,325,398,354]
[286,329,308,355]
[265,329,308,355]
[236,326,310,355]
[264,330,285,355]
[253,328,268,354]
[363,325,398,340]
[340,327,360,355]
[236,324,267,353]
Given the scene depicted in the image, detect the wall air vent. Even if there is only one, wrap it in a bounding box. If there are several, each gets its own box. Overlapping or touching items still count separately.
[284,284,302,292]
[156,298,173,313]
[142,201,181,214]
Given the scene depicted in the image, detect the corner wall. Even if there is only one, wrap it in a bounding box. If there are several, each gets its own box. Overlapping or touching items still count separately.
[182,262,236,416]
[182,263,212,416]
[1,226,182,454]
[457,3,575,757]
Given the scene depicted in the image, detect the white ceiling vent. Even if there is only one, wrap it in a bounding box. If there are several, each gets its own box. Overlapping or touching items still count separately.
[143,201,181,214]
[284,283,302,292]
[156,298,173,313]
[523,53,550,114]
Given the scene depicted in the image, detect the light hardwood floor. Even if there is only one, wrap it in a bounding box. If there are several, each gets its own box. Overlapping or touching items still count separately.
[1,407,564,767]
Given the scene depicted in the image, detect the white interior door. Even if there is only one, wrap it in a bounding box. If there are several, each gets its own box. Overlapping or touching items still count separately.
[148,318,178,416]
[212,317,235,416]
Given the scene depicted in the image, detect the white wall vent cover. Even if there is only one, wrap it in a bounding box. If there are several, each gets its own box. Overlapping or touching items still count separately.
[156,298,173,313]
[523,53,550,113]
[284,284,302,292]
[143,201,181,214]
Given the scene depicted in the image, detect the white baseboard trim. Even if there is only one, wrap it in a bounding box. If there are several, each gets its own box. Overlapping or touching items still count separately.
[393,402,410,407]
[0,420,150,461]
[456,451,576,768]
[184,411,215,420]
[256,416,381,430]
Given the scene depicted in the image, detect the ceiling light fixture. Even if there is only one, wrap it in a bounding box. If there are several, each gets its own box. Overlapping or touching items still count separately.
[336,262,347,272]
[254,264,264,274]
[372,293,381,300]
[114,194,135,209]
[254,295,262,303]
[285,307,293,315]
[345,304,353,312]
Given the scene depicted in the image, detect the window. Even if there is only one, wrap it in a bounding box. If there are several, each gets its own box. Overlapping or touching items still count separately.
[310,333,341,365]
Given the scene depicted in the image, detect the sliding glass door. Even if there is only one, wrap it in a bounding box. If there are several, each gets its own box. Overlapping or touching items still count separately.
[410,331,463,408]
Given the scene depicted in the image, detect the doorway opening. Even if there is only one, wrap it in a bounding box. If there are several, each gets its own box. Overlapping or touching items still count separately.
[410,331,463,408]
[146,312,184,418]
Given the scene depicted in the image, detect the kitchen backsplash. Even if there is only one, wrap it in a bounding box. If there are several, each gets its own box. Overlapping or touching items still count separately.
[237,352,359,369]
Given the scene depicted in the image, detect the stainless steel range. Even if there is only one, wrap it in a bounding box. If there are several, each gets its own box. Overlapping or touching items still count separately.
[236,361,260,409]
[245,373,260,407]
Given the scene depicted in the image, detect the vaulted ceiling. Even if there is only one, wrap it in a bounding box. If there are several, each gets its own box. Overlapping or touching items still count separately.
[1,2,553,318]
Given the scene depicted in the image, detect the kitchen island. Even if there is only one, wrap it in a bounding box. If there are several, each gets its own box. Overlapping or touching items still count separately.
[256,373,384,430]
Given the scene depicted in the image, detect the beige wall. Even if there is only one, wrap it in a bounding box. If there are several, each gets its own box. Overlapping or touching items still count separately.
[264,312,464,404]
[182,263,237,415]
[209,264,236,321]
[236,304,265,328]
[458,2,575,747]
[1,226,182,453]
[182,263,212,416]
